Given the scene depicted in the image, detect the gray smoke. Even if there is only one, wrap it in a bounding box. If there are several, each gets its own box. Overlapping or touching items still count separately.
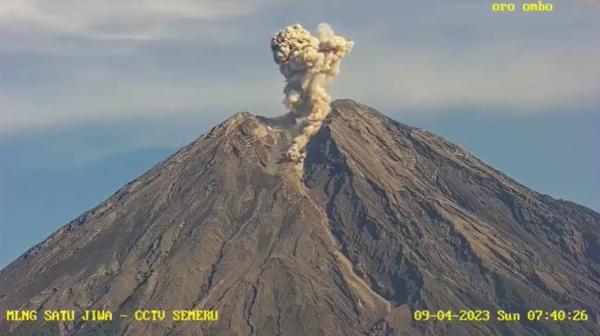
[271,23,354,164]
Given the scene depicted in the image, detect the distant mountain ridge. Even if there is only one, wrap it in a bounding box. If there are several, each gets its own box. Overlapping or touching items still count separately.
[1,99,599,336]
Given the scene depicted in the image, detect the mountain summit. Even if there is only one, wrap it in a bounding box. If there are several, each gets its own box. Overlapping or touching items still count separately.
[1,100,599,336]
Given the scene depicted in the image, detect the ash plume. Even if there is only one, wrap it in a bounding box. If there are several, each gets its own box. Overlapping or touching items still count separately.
[271,23,354,164]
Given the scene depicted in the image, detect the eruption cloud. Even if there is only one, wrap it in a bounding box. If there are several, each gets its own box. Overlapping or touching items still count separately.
[271,23,354,164]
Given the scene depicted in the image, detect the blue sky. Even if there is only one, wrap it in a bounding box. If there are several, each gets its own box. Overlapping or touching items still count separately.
[1,0,599,267]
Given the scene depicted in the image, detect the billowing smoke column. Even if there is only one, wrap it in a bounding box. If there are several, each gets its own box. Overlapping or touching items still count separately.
[271,23,354,163]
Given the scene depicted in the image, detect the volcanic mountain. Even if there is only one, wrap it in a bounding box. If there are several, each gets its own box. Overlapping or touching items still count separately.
[1,100,599,336]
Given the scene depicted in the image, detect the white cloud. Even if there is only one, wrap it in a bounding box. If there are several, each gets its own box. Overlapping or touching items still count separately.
[0,0,262,41]
[337,45,600,113]
[0,64,283,134]
[0,0,599,135]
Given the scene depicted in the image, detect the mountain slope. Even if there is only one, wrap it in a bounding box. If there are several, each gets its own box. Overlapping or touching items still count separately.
[1,99,599,336]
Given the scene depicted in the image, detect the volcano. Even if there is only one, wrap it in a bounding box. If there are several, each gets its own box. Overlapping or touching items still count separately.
[1,100,599,336]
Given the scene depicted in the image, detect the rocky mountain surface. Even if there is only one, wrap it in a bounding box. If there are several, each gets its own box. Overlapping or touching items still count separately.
[1,99,599,336]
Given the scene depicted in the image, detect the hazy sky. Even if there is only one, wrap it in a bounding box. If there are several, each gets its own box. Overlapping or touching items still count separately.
[1,0,599,267]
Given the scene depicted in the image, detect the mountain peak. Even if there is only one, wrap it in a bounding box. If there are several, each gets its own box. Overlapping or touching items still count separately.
[1,101,599,336]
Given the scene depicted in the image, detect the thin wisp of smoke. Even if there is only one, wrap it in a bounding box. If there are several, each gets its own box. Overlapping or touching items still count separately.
[271,23,354,164]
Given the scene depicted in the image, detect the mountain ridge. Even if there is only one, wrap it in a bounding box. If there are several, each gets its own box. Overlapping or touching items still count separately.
[1,99,599,336]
